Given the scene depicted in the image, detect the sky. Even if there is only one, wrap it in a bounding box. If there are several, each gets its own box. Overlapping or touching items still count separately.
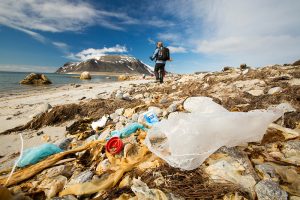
[0,0,299,74]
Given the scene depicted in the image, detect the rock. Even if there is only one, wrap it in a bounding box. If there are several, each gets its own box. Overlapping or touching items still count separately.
[172,85,177,90]
[36,131,44,136]
[96,159,111,174]
[55,138,73,150]
[75,84,81,88]
[255,163,279,181]
[167,103,177,113]
[247,89,264,96]
[51,195,78,200]
[148,106,162,117]
[118,75,130,81]
[110,113,119,120]
[38,175,68,199]
[68,170,93,185]
[123,108,135,118]
[144,92,150,98]
[20,73,52,84]
[122,93,131,100]
[115,122,125,130]
[134,94,144,99]
[131,113,139,122]
[79,71,91,80]
[240,63,248,70]
[268,87,283,95]
[205,147,259,198]
[115,90,123,99]
[31,103,52,118]
[131,178,168,200]
[119,116,127,123]
[115,108,125,116]
[138,113,146,124]
[42,165,67,178]
[255,180,288,200]
[159,97,168,104]
[42,135,51,142]
[162,110,168,117]
[6,117,12,120]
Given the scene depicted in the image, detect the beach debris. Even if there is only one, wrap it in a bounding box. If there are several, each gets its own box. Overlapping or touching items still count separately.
[19,73,52,85]
[91,115,108,131]
[108,123,146,139]
[79,71,91,80]
[145,97,282,170]
[106,137,124,155]
[17,143,62,168]
[1,64,300,199]
[0,141,102,186]
[268,87,283,95]
[143,110,159,125]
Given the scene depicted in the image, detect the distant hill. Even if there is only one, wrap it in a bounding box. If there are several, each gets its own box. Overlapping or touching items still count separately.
[56,55,153,75]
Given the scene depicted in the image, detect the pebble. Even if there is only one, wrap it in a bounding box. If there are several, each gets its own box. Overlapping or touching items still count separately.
[115,108,125,116]
[268,87,283,95]
[69,170,94,185]
[148,106,162,117]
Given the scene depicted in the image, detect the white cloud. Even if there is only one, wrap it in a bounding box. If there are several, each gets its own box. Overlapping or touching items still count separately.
[52,42,69,51]
[148,38,156,45]
[68,45,128,61]
[160,0,300,67]
[0,0,138,33]
[168,46,187,53]
[0,64,56,73]
[157,33,181,43]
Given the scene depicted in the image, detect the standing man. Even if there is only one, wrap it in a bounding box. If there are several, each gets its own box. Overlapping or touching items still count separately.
[150,41,171,83]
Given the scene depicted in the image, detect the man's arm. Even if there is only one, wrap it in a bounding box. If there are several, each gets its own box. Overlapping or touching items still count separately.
[150,48,158,61]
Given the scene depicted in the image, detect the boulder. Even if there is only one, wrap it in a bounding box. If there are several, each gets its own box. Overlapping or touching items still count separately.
[118,75,130,81]
[20,73,52,84]
[80,71,91,80]
[255,180,288,200]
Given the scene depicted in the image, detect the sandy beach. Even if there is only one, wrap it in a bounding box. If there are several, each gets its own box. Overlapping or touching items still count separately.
[0,79,150,169]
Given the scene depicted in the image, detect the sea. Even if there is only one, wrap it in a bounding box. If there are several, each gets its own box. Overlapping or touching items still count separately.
[0,71,118,93]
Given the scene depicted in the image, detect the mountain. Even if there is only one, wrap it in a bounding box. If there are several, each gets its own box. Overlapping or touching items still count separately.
[56,55,153,75]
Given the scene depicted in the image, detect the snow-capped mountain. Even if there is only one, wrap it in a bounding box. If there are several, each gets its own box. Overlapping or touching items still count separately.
[56,55,154,75]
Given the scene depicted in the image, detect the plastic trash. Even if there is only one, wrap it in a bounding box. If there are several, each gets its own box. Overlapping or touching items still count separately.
[144,110,159,125]
[17,143,62,168]
[91,115,108,131]
[144,97,282,170]
[106,137,124,155]
[108,122,146,140]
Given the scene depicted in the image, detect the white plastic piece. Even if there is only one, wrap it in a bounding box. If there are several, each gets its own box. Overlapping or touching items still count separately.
[91,115,108,131]
[145,97,282,170]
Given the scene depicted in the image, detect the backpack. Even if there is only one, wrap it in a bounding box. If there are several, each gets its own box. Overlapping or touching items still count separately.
[157,47,170,61]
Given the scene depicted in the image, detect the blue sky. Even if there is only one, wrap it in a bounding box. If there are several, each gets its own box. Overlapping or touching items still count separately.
[0,0,300,73]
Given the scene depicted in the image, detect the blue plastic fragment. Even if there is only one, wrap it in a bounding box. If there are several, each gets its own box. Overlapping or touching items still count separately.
[17,143,62,168]
[108,122,146,140]
[143,110,159,125]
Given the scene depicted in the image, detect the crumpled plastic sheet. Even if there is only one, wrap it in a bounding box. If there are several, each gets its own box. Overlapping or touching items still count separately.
[145,97,283,170]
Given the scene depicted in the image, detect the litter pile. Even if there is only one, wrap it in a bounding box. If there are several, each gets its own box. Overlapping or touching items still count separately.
[0,64,299,200]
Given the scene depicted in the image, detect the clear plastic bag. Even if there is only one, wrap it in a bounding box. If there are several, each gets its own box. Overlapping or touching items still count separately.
[145,97,282,170]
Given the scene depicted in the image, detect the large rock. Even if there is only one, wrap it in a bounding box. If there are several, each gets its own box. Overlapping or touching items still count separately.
[80,71,91,80]
[20,73,52,84]
[255,180,288,200]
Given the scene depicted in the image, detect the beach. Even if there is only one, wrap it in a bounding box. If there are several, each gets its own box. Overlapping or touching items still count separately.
[0,79,150,168]
[0,65,299,199]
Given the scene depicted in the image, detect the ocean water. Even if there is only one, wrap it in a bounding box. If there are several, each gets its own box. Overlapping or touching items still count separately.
[0,71,118,93]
